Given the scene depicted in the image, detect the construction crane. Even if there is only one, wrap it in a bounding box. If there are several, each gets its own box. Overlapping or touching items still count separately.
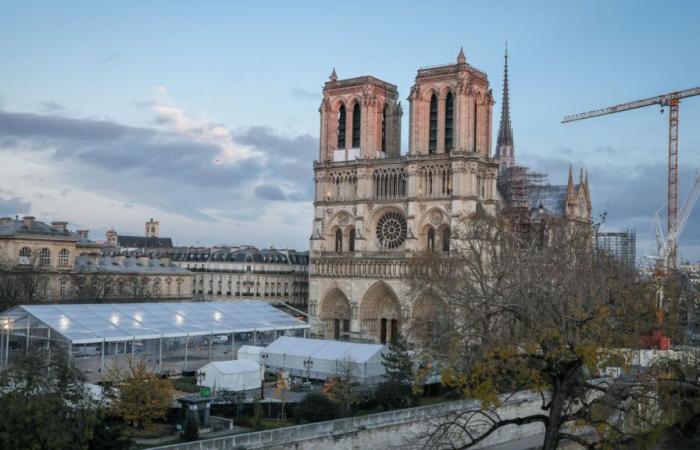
[643,173,700,349]
[562,87,700,268]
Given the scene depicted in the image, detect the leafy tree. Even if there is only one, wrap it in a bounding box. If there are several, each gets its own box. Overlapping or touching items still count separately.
[407,212,684,450]
[274,370,290,420]
[294,392,340,423]
[181,413,199,442]
[252,397,264,430]
[374,381,415,410]
[0,350,129,450]
[322,358,361,416]
[105,358,174,427]
[381,333,414,384]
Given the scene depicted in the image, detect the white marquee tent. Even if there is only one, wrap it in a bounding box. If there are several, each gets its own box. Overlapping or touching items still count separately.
[237,345,264,364]
[262,336,387,384]
[199,359,262,392]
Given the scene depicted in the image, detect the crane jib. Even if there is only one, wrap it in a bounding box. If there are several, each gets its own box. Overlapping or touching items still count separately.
[561,87,700,123]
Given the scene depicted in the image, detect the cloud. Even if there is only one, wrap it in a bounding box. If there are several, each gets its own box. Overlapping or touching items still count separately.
[98,52,121,64]
[40,101,65,113]
[254,184,286,201]
[290,88,318,101]
[0,99,318,239]
[0,195,31,216]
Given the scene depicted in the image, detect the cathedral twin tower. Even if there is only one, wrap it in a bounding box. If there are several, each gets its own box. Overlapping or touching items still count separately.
[309,48,503,344]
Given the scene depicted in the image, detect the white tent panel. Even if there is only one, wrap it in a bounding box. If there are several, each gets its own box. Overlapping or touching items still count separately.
[10,300,308,344]
[200,359,262,392]
[237,345,264,364]
[262,337,388,384]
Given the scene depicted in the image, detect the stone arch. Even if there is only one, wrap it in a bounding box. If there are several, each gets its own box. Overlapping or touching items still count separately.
[360,281,401,344]
[410,292,447,343]
[320,288,352,340]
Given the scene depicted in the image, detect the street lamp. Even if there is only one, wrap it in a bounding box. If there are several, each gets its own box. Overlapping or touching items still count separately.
[260,352,269,399]
[303,357,314,382]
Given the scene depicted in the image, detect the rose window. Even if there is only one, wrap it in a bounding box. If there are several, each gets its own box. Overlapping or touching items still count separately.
[376,211,407,249]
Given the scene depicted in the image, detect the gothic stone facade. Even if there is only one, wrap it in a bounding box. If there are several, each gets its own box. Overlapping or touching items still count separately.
[309,50,499,344]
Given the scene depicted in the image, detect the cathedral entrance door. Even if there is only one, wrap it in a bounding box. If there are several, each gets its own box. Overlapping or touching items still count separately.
[380,318,388,344]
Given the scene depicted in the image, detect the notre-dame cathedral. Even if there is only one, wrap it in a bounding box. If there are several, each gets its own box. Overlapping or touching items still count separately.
[308,48,591,344]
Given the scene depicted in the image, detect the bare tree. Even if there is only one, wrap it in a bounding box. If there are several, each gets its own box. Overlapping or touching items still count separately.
[407,211,693,449]
[0,254,48,310]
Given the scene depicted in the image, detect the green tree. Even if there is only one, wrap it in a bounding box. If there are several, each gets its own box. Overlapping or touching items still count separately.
[381,334,414,384]
[407,213,681,450]
[252,397,264,430]
[322,358,361,416]
[294,392,340,423]
[105,358,174,427]
[0,350,129,450]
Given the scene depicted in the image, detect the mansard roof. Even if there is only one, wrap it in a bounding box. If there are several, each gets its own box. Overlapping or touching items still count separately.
[0,217,97,245]
[116,235,173,249]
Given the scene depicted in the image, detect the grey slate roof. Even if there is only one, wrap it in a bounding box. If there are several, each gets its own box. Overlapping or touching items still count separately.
[75,255,190,275]
[116,235,173,249]
[0,218,96,244]
[170,247,309,265]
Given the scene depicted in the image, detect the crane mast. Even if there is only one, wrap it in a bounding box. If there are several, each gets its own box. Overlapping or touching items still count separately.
[562,86,700,268]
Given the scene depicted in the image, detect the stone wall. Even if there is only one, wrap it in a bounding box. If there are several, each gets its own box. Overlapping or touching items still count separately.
[151,390,547,450]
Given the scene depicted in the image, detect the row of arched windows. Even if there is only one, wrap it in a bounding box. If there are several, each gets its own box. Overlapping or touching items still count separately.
[373,167,407,199]
[426,226,451,253]
[18,247,70,267]
[334,228,356,252]
[337,103,361,149]
[417,165,452,197]
[428,93,454,154]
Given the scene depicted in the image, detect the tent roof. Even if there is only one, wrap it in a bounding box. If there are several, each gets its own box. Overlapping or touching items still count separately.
[204,359,260,374]
[5,300,308,344]
[264,337,386,364]
[238,345,264,355]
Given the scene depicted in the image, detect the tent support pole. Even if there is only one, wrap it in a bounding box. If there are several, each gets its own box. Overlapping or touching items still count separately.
[131,337,135,367]
[1,327,4,368]
[231,333,235,360]
[208,332,213,362]
[253,329,256,346]
[184,334,189,371]
[159,336,163,374]
[25,319,30,355]
[101,340,105,373]
[5,327,10,367]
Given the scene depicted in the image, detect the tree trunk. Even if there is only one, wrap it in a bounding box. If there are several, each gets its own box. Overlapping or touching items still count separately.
[542,381,566,450]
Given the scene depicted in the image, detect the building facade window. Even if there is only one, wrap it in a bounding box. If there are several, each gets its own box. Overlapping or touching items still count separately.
[176,280,182,295]
[429,94,438,153]
[39,248,51,266]
[337,104,346,149]
[335,229,343,252]
[381,105,387,152]
[349,228,355,252]
[19,247,31,265]
[59,281,66,297]
[427,227,435,251]
[442,228,451,253]
[58,249,70,267]
[445,92,454,151]
[352,103,361,148]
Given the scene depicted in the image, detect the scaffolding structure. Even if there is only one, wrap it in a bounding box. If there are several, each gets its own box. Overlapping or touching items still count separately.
[595,229,637,268]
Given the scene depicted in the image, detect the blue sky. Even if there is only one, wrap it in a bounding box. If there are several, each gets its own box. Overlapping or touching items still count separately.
[1,1,699,261]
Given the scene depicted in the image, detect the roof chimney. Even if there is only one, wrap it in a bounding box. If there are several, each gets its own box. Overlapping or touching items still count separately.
[23,216,35,228]
[51,221,68,232]
[77,229,89,239]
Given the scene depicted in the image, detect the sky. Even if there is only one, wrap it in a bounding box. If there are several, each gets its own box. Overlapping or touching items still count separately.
[1,1,699,262]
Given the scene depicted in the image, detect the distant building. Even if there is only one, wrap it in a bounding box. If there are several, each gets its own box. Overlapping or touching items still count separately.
[169,246,308,310]
[0,215,191,303]
[595,229,637,268]
[105,218,173,250]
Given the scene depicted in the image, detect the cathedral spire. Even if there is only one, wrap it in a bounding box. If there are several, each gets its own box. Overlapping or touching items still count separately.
[329,67,338,82]
[496,41,514,169]
[457,47,466,64]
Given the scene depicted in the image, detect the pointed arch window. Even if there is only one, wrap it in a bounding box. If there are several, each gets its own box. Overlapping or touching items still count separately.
[427,228,435,251]
[429,94,438,153]
[335,229,343,252]
[442,228,451,253]
[445,92,454,151]
[349,228,356,252]
[381,105,387,153]
[352,103,361,148]
[337,105,346,149]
